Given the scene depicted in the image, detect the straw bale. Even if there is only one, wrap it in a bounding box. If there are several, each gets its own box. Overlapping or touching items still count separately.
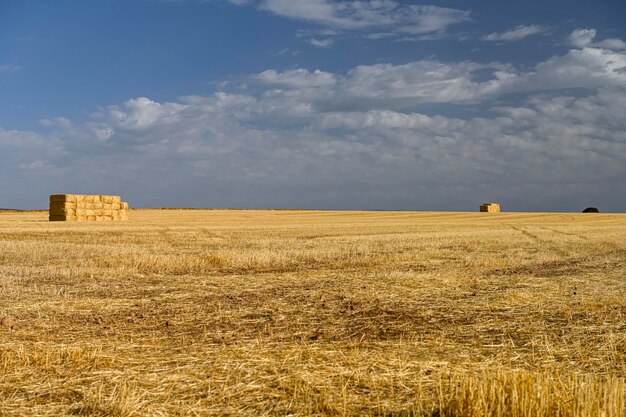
[49,215,68,222]
[50,202,75,211]
[48,194,127,221]
[50,201,74,209]
[50,207,76,216]
[50,194,78,203]
[480,203,501,213]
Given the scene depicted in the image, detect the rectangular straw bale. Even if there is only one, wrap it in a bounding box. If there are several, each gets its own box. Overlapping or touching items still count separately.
[49,215,68,222]
[49,194,126,221]
[50,194,79,203]
[50,202,75,211]
[480,203,500,213]
[50,206,76,216]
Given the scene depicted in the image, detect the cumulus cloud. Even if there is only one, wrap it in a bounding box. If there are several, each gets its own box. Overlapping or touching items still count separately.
[3,30,626,210]
[483,25,547,42]
[10,85,624,210]
[569,28,626,50]
[245,42,626,110]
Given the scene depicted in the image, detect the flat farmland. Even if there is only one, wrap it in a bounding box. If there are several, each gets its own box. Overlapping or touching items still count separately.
[0,210,624,416]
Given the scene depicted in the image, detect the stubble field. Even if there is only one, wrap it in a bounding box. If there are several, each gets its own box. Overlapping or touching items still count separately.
[0,209,624,416]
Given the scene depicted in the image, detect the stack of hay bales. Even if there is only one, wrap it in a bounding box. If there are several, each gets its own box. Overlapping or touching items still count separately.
[49,194,129,222]
[480,202,501,213]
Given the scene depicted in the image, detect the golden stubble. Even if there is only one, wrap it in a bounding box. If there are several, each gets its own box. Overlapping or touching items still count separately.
[0,209,624,416]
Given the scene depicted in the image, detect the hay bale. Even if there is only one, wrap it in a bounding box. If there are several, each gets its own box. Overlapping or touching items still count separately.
[49,194,128,222]
[480,203,501,213]
[49,215,67,222]
[50,194,78,203]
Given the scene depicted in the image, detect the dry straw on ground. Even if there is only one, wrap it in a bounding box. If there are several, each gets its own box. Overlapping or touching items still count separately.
[49,194,129,222]
[0,209,624,415]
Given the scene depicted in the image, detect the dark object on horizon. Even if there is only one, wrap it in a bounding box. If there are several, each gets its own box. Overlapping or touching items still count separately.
[582,207,600,213]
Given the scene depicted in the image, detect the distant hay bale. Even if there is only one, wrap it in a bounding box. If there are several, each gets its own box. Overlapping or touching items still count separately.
[480,202,501,213]
[49,194,129,222]
[582,207,600,213]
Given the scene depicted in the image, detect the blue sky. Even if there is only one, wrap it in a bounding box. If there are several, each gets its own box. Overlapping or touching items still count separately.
[1,0,625,211]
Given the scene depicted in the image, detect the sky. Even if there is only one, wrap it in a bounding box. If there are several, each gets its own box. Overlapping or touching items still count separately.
[1,0,625,211]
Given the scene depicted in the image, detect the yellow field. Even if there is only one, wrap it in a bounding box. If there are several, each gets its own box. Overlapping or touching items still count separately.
[0,209,624,416]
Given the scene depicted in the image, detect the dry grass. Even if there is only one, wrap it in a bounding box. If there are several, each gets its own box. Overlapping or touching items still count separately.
[0,209,624,416]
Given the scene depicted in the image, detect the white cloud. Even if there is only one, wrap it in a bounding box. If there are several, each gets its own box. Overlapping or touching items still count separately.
[569,28,626,50]
[245,39,626,109]
[10,85,624,210]
[3,29,626,210]
[483,25,547,42]
[260,0,470,35]
[250,69,337,88]
[309,38,334,48]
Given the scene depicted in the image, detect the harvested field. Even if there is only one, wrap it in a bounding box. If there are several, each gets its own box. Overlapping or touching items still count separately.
[0,209,624,416]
